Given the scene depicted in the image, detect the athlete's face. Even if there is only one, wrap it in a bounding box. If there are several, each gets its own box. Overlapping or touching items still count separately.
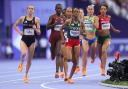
[66,8,72,17]
[87,6,94,15]
[56,5,62,14]
[79,9,84,17]
[73,8,79,18]
[27,5,34,15]
[100,6,107,15]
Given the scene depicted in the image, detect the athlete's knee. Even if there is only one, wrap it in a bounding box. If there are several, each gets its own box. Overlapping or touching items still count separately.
[56,52,61,57]
[76,54,80,58]
[102,48,107,54]
[83,49,88,54]
[21,53,26,58]
[65,54,72,60]
[102,44,108,50]
[63,58,67,62]
[64,55,72,62]
[27,59,32,65]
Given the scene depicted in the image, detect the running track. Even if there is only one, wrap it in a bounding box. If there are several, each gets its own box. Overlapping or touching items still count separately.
[0,57,120,89]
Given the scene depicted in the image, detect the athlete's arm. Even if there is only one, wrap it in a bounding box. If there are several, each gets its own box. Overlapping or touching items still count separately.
[111,24,120,33]
[61,19,70,29]
[46,15,55,30]
[13,16,24,36]
[80,22,86,36]
[109,16,120,33]
[60,27,65,44]
[92,16,99,29]
[34,17,41,35]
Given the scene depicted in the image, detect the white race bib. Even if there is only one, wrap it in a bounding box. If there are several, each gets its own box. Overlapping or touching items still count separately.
[85,23,94,31]
[54,24,62,31]
[24,28,34,35]
[70,30,80,37]
[84,20,94,31]
[102,23,110,30]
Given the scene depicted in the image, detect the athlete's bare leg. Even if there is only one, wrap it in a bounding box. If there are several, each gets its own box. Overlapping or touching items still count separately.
[68,45,80,84]
[24,42,35,83]
[101,39,110,76]
[18,40,27,72]
[82,40,89,76]
[90,41,97,63]
[55,40,63,78]
[25,42,35,75]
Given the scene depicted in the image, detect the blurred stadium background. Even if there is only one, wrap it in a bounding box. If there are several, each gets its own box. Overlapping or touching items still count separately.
[0,0,128,60]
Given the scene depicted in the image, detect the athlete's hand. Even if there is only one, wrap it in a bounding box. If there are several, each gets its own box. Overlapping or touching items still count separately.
[33,25,37,30]
[19,31,23,36]
[114,29,120,33]
[116,30,120,33]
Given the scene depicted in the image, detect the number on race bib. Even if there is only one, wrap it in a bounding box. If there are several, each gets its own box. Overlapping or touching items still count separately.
[102,23,110,30]
[84,20,94,31]
[85,23,94,31]
[24,28,34,35]
[70,30,80,37]
[54,25,62,31]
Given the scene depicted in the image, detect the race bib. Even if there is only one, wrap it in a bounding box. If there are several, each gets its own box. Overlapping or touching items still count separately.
[54,24,62,31]
[85,23,94,31]
[102,23,110,30]
[84,20,94,31]
[24,28,34,35]
[70,30,80,37]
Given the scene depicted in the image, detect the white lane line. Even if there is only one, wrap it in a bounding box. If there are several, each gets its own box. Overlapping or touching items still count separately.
[0,66,98,78]
[0,69,53,75]
[100,82,128,89]
[40,73,101,89]
[0,75,53,84]
[0,62,100,75]
[40,68,101,89]
[0,68,100,84]
[0,70,54,78]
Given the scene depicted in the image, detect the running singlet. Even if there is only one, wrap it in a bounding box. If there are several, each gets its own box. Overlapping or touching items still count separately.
[54,16,64,31]
[21,16,36,47]
[99,15,110,30]
[84,16,96,32]
[67,21,80,39]
[49,15,64,44]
